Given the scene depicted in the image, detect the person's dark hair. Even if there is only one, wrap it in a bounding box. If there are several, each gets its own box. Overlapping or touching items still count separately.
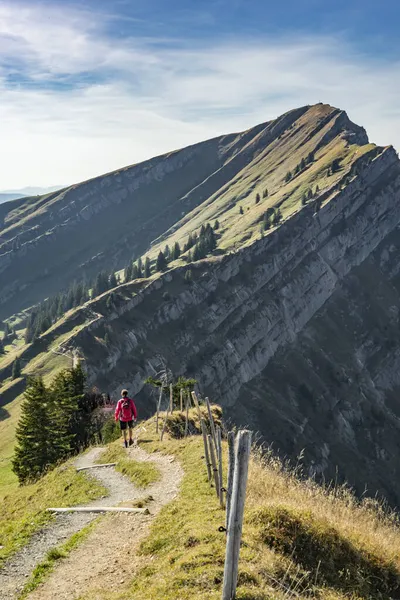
[121,389,128,397]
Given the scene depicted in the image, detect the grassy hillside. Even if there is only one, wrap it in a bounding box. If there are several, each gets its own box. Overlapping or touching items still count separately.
[79,412,400,600]
[0,104,370,319]
[0,459,107,566]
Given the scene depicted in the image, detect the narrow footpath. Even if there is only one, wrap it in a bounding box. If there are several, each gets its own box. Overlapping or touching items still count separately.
[0,445,183,600]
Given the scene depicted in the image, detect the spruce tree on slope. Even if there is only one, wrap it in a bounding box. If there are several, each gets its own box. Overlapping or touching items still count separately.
[156,250,168,272]
[144,257,151,278]
[12,377,56,483]
[12,358,21,379]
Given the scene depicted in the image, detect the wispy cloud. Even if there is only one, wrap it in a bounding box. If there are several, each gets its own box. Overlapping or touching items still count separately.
[0,1,399,188]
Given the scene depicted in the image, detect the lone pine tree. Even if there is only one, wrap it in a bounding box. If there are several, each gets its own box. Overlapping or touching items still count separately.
[144,256,151,277]
[12,358,21,379]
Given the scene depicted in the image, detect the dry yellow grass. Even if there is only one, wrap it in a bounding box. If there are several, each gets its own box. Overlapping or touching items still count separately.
[81,411,400,600]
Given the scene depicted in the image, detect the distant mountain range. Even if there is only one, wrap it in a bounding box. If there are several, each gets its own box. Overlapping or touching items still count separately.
[0,186,64,204]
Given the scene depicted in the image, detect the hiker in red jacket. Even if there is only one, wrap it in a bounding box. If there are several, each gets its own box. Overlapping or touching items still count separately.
[115,389,138,448]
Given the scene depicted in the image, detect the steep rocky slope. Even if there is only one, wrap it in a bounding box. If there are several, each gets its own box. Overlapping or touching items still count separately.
[0,104,363,318]
[2,103,400,506]
[0,105,309,318]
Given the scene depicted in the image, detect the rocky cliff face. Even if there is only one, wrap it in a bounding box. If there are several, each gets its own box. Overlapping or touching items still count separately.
[3,103,400,506]
[0,105,308,318]
[58,139,400,505]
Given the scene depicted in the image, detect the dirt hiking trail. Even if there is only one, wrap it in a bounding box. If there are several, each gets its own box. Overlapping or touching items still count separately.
[0,445,183,600]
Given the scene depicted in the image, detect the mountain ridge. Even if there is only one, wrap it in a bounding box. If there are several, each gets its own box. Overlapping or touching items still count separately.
[2,103,400,506]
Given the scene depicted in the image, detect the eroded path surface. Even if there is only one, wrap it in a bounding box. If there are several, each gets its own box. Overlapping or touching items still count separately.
[0,446,183,600]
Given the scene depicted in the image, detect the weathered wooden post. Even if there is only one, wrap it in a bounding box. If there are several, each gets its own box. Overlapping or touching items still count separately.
[169,383,173,413]
[225,431,235,531]
[208,434,220,498]
[185,393,190,438]
[205,396,217,450]
[191,390,202,423]
[216,426,224,508]
[180,388,183,412]
[222,430,252,600]
[200,419,212,482]
[155,386,163,433]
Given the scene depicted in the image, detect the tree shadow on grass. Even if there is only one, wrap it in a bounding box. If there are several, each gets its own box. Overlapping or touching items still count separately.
[0,406,10,422]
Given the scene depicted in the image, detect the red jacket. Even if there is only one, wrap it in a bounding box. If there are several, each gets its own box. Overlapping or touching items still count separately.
[115,397,137,422]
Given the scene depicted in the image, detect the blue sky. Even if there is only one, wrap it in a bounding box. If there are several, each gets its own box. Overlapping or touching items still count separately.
[1,0,399,189]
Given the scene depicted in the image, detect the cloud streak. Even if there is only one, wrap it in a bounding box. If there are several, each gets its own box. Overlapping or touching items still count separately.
[0,2,399,188]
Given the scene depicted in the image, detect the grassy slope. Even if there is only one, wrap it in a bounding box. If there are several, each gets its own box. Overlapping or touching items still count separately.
[82,412,400,600]
[0,460,107,567]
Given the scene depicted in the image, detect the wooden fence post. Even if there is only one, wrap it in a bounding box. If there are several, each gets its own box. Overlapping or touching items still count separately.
[208,434,220,498]
[205,396,217,450]
[191,390,202,423]
[170,383,173,413]
[185,393,189,438]
[222,430,252,600]
[225,431,235,531]
[200,419,212,482]
[155,386,163,434]
[180,388,183,412]
[216,426,224,508]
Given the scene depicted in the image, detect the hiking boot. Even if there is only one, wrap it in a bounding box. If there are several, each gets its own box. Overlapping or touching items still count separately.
[128,439,134,446]
[124,440,128,448]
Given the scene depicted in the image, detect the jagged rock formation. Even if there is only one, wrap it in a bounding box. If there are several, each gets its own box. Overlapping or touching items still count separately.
[2,103,400,505]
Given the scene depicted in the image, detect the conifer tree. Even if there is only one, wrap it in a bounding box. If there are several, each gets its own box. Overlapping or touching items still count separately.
[285,171,292,182]
[163,246,170,261]
[109,272,118,288]
[184,233,194,252]
[273,208,282,225]
[239,206,244,215]
[263,188,268,198]
[25,313,35,344]
[172,242,181,260]
[137,257,143,278]
[12,358,21,379]
[156,250,168,272]
[0,337,4,354]
[12,377,56,483]
[301,193,307,206]
[49,365,86,456]
[132,263,139,279]
[3,322,11,338]
[106,294,114,311]
[300,157,306,170]
[125,261,133,282]
[144,257,151,278]
[255,193,261,204]
[315,184,320,194]
[213,220,220,230]
[307,188,313,200]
